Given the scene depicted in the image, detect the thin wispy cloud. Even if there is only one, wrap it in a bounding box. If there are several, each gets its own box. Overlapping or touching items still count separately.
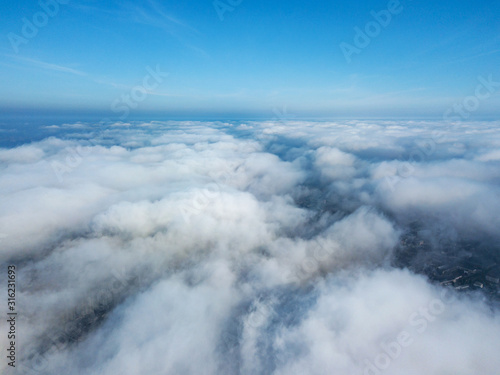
[72,0,198,35]
[3,55,134,91]
[5,55,88,77]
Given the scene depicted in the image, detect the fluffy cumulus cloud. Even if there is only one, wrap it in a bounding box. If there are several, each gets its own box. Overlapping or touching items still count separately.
[0,120,499,375]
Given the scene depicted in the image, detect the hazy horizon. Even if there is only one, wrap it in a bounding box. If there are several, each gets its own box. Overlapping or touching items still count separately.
[1,1,500,374]
[1,0,500,117]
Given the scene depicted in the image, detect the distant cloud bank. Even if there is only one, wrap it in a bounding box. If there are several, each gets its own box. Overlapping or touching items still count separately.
[1,120,499,374]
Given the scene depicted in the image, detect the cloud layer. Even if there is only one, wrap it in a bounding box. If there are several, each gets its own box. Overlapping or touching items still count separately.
[1,120,499,375]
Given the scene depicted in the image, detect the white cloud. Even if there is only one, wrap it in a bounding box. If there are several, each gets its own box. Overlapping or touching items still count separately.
[0,120,499,375]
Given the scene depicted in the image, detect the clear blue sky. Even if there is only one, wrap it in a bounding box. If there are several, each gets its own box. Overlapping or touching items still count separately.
[1,0,499,118]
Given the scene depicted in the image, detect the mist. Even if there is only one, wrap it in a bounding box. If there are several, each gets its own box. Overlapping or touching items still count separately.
[1,120,499,375]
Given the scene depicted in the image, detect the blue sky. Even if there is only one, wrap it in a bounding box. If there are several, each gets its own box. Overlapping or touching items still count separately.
[1,0,499,119]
